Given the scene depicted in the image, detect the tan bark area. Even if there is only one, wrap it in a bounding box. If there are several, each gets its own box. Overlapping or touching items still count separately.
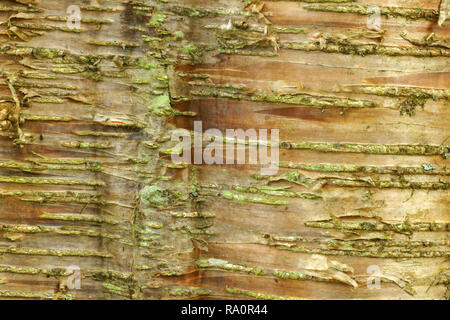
[0,0,448,300]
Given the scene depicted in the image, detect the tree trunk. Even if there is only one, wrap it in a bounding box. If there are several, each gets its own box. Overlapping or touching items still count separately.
[0,0,448,300]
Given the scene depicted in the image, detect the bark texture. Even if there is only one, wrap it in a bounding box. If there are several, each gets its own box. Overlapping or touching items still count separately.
[0,0,448,300]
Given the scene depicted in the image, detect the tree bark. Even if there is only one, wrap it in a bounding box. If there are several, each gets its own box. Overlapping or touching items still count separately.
[0,0,448,300]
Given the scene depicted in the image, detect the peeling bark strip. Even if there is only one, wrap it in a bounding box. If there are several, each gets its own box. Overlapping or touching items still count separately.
[0,0,448,300]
